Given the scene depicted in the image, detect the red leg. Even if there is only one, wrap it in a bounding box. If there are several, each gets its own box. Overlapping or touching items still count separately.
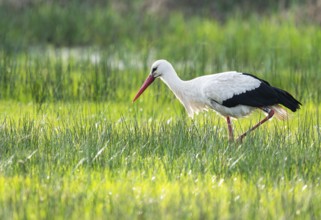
[236,109,275,142]
[226,116,234,142]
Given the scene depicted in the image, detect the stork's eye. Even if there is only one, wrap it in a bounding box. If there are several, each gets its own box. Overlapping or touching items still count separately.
[152,66,158,73]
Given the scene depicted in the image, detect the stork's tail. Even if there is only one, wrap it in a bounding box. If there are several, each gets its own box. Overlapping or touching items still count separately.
[270,105,289,120]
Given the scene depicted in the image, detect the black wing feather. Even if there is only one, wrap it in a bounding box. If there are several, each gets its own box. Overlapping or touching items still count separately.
[222,73,301,112]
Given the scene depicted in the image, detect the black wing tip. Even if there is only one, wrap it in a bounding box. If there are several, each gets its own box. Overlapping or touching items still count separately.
[276,89,302,112]
[291,100,302,112]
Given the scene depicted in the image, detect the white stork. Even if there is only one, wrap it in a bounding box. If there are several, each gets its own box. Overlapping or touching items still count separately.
[133,60,301,142]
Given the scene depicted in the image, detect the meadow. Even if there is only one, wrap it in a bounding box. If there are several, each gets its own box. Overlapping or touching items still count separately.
[0,2,321,219]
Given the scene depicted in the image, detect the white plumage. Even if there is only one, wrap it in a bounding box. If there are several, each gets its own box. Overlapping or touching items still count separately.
[133,59,301,142]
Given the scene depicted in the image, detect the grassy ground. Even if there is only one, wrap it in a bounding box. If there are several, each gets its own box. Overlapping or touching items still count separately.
[0,100,320,219]
[1,2,321,219]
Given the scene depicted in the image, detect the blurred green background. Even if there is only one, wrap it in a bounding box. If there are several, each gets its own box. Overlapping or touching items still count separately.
[0,0,319,50]
[0,0,321,49]
[0,0,320,104]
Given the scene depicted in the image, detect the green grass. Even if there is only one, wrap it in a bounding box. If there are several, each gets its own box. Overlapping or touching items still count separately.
[1,3,321,219]
[0,100,320,219]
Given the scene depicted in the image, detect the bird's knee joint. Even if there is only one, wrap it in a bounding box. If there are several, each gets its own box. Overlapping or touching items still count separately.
[268,109,275,118]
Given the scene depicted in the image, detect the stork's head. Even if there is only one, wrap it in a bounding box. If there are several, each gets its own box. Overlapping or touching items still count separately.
[133,59,174,102]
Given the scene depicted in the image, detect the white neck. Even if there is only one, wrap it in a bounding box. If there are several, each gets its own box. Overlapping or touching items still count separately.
[159,70,186,96]
[157,64,206,117]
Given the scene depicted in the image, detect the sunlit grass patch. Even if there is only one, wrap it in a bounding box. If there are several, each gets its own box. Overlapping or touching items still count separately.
[0,169,320,219]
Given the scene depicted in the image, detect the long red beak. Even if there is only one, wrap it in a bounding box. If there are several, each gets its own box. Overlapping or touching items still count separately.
[133,75,155,102]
